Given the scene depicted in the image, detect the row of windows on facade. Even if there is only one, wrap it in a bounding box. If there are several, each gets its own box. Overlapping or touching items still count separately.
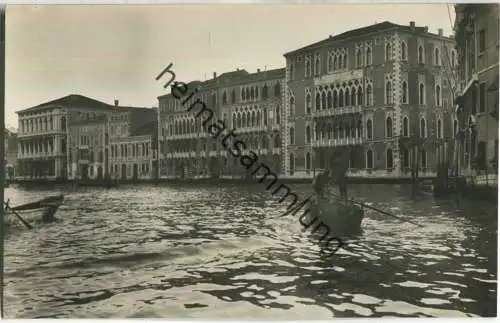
[165,107,281,136]
[164,82,282,112]
[288,116,451,145]
[109,163,151,176]
[110,143,150,158]
[19,140,55,154]
[293,42,456,79]
[290,82,443,116]
[19,116,66,133]
[288,148,429,173]
[470,82,493,115]
[166,135,282,153]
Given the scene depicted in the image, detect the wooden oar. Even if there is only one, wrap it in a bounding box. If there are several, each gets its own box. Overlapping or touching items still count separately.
[4,200,33,230]
[332,193,424,228]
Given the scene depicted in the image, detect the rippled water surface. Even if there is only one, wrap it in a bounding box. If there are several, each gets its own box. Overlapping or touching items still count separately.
[3,183,498,318]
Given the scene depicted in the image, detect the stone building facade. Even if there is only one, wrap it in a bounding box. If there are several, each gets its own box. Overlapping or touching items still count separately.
[158,68,285,179]
[454,4,499,181]
[17,94,157,181]
[282,21,458,178]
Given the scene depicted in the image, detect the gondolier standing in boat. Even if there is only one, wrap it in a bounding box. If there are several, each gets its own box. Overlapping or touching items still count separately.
[331,151,349,202]
[312,169,331,199]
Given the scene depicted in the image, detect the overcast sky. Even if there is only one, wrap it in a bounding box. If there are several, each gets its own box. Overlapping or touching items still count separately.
[5,4,455,128]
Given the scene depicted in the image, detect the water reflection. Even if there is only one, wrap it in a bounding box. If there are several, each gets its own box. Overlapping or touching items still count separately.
[3,183,497,318]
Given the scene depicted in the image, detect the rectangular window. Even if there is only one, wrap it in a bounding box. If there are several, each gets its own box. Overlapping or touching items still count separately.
[479,29,486,53]
[479,82,486,113]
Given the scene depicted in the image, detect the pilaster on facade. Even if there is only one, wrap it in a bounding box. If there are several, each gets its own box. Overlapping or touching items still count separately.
[392,31,402,175]
[282,65,290,176]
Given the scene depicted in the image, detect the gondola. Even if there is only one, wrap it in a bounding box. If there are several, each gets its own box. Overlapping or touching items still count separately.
[307,193,365,238]
[4,194,64,227]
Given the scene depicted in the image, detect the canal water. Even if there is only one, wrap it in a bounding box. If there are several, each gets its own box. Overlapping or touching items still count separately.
[3,183,497,318]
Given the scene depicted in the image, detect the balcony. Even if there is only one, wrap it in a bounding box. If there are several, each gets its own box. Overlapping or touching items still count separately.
[312,105,363,118]
[312,137,365,147]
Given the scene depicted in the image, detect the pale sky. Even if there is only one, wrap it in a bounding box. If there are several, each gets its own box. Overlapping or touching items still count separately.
[5,4,455,128]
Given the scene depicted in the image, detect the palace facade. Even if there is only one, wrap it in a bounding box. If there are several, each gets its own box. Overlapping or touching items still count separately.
[283,21,458,178]
[158,68,285,179]
[454,4,499,182]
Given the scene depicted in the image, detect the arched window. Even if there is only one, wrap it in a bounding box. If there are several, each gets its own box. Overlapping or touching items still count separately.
[246,88,250,100]
[321,92,327,110]
[231,89,236,103]
[451,51,456,67]
[366,85,373,105]
[339,90,344,108]
[356,49,362,67]
[306,125,311,144]
[327,91,333,109]
[357,86,363,105]
[386,149,393,169]
[418,45,424,64]
[333,56,338,70]
[419,83,425,105]
[222,92,227,104]
[343,53,347,68]
[386,117,393,138]
[345,88,350,106]
[402,81,408,103]
[366,47,372,66]
[421,149,427,168]
[333,91,338,108]
[288,153,296,175]
[306,93,312,114]
[436,85,441,106]
[453,119,458,136]
[289,127,295,145]
[315,93,321,110]
[275,106,280,125]
[366,119,373,140]
[289,97,295,116]
[274,83,281,97]
[314,55,321,75]
[437,119,442,139]
[434,47,440,65]
[306,152,311,170]
[366,150,373,169]
[263,110,268,126]
[402,149,410,168]
[420,118,426,138]
[386,81,392,104]
[241,89,245,100]
[351,88,356,106]
[315,123,321,140]
[328,55,334,71]
[305,60,311,77]
[385,43,392,62]
[262,85,268,99]
[274,135,281,148]
[403,116,409,137]
[401,41,407,61]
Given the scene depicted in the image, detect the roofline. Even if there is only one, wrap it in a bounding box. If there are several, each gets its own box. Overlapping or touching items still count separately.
[157,67,285,101]
[283,24,454,58]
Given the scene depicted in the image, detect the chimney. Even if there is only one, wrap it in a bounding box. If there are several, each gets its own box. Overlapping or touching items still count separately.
[213,72,217,79]
[114,99,119,106]
[257,68,261,73]
[409,21,415,29]
[438,28,443,36]
[424,26,429,33]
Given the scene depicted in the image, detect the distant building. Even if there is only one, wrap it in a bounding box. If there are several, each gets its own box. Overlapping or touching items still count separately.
[4,129,17,180]
[158,68,285,179]
[283,21,457,178]
[108,105,158,180]
[454,4,499,183]
[17,94,157,181]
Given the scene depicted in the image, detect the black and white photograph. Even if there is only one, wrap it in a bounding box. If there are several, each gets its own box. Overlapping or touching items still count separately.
[0,3,498,318]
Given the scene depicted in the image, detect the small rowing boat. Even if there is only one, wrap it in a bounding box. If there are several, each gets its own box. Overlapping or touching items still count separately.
[308,194,365,237]
[4,194,64,227]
